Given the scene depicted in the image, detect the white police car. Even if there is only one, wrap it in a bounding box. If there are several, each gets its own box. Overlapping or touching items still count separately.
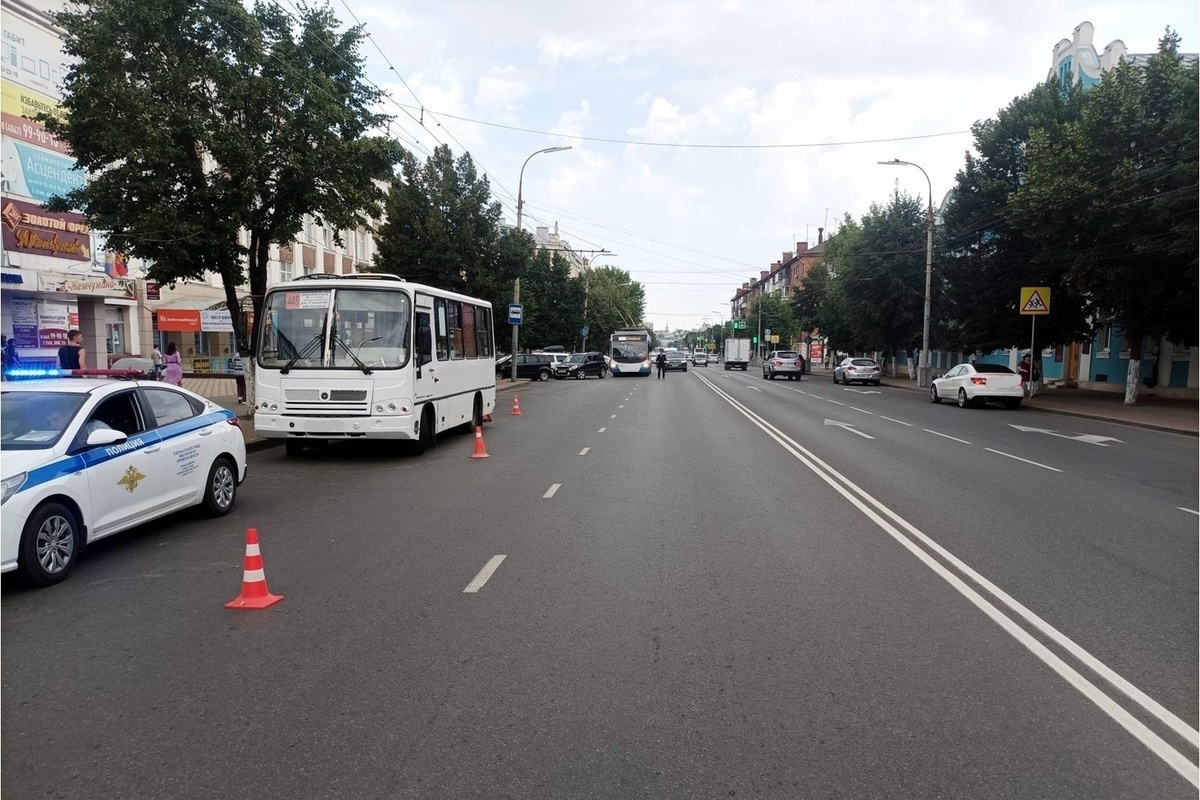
[1,370,248,586]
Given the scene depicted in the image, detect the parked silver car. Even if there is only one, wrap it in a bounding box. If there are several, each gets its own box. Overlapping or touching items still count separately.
[762,350,804,380]
[833,357,882,386]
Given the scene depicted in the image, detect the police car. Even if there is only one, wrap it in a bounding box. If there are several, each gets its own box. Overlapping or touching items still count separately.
[1,369,248,586]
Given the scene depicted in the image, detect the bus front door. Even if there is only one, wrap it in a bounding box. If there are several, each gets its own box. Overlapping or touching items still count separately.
[414,310,435,403]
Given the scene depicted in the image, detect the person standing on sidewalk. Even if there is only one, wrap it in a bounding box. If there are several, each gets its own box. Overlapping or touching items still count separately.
[161,342,183,385]
[230,348,246,403]
[151,343,164,380]
[57,330,86,370]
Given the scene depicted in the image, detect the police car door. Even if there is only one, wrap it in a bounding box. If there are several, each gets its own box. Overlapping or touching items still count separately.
[78,389,165,538]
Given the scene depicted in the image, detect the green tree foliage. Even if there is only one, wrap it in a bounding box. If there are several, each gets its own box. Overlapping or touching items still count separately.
[517,249,585,350]
[748,293,799,350]
[375,145,505,298]
[42,0,402,349]
[940,80,1090,353]
[582,266,646,349]
[1013,30,1198,399]
[792,257,857,358]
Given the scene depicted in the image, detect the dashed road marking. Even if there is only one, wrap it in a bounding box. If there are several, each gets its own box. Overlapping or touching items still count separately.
[1177,507,1199,517]
[579,447,590,456]
[985,448,1063,473]
[598,427,606,433]
[849,406,874,415]
[463,555,506,593]
[880,416,912,426]
[543,483,561,499]
[925,429,971,445]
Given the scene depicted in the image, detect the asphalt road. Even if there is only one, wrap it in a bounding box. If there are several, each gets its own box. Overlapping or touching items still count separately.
[3,371,1197,799]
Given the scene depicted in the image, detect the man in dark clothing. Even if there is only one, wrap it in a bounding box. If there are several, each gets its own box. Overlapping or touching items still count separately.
[58,329,86,370]
[656,351,668,379]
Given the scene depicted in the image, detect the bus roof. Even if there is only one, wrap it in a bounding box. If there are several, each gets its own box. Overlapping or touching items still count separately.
[264,274,492,307]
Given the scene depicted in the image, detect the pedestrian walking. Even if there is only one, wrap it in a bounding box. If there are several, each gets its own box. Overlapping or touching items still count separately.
[1,335,16,379]
[57,329,86,370]
[656,351,668,379]
[230,348,246,403]
[151,344,164,380]
[161,341,183,385]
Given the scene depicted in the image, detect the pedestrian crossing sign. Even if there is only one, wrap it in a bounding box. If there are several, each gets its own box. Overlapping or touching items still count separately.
[1020,287,1051,315]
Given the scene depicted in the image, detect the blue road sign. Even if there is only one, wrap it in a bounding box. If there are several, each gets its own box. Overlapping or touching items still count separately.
[508,303,523,325]
[580,325,590,337]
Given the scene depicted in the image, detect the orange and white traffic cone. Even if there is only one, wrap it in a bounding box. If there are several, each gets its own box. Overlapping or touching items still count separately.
[511,394,522,416]
[469,426,490,459]
[226,527,283,609]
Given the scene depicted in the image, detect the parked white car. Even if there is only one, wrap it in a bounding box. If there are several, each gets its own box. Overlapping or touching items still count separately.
[929,363,1024,409]
[1,375,248,586]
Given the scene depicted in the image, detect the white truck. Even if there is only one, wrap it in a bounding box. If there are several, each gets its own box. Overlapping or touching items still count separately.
[723,338,751,370]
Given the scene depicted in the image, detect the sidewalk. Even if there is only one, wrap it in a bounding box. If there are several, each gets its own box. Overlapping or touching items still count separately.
[804,366,1198,436]
[183,376,529,452]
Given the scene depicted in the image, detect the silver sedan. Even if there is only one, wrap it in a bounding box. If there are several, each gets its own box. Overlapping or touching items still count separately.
[833,358,882,386]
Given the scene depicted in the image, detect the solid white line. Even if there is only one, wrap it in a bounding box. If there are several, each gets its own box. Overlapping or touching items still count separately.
[849,406,874,415]
[463,555,506,593]
[543,483,561,499]
[985,448,1063,473]
[880,416,913,427]
[826,399,846,406]
[1178,507,1199,517]
[691,371,1200,779]
[579,447,590,456]
[925,428,972,445]
[598,427,606,433]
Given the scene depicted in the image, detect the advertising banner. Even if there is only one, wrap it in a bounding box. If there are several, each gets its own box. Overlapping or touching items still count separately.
[36,302,69,347]
[1,111,70,155]
[157,309,201,332]
[0,13,71,99]
[0,82,61,123]
[200,309,233,332]
[1,196,90,260]
[11,297,39,348]
[9,140,85,202]
[38,272,134,298]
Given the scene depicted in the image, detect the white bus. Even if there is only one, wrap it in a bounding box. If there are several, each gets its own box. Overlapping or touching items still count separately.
[610,329,652,376]
[253,274,496,456]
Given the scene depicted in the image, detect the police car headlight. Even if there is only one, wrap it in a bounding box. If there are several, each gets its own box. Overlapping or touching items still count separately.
[1,472,27,505]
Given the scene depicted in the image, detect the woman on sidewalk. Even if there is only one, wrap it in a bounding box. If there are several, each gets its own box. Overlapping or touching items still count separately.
[161,342,183,385]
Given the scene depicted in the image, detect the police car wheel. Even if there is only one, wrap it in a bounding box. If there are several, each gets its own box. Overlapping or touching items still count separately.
[203,457,238,517]
[19,502,80,587]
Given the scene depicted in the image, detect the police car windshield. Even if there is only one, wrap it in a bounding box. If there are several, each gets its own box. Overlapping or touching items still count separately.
[1,391,87,450]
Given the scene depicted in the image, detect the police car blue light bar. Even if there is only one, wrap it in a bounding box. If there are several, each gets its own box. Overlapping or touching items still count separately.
[3,368,149,380]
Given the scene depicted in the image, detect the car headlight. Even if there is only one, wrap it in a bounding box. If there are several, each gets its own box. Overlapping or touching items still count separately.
[1,472,27,505]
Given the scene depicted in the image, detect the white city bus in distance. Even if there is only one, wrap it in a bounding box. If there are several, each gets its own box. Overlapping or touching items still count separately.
[254,274,496,456]
[610,329,652,376]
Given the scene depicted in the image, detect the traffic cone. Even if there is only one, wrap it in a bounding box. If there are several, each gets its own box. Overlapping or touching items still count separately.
[226,527,283,609]
[511,394,522,416]
[469,425,490,459]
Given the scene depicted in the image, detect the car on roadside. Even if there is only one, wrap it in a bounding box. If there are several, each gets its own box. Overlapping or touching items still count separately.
[929,363,1024,409]
[833,357,882,386]
[535,351,572,368]
[553,351,608,380]
[665,351,689,371]
[692,351,709,367]
[762,350,805,380]
[0,374,248,587]
[495,353,553,382]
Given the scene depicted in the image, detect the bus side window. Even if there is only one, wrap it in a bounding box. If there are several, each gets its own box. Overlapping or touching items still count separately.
[416,312,433,369]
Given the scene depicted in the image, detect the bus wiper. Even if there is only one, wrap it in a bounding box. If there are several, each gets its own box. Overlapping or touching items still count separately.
[280,333,323,374]
[333,333,373,375]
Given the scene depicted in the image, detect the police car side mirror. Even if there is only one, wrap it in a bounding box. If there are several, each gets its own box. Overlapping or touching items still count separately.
[86,429,128,447]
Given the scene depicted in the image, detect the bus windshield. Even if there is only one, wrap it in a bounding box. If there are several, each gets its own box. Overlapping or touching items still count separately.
[611,334,649,363]
[258,287,411,370]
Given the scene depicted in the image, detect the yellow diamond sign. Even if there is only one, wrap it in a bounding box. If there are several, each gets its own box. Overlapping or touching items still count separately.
[1020,287,1050,315]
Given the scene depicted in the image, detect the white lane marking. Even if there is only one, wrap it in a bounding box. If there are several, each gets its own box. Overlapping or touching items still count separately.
[692,370,1200,779]
[619,405,625,408]
[1176,507,1199,517]
[925,429,972,445]
[880,416,913,427]
[463,555,506,593]
[579,447,590,456]
[844,388,882,395]
[826,399,846,406]
[598,427,606,433]
[746,386,761,391]
[1010,424,1124,446]
[985,448,1063,473]
[610,414,617,419]
[848,406,874,415]
[543,483,561,499]
[824,419,874,439]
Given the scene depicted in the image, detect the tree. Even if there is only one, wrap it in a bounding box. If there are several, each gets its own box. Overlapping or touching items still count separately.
[1013,31,1199,403]
[517,249,585,350]
[374,144,505,301]
[581,266,646,348]
[748,293,798,353]
[42,0,403,355]
[792,259,856,362]
[939,79,1091,354]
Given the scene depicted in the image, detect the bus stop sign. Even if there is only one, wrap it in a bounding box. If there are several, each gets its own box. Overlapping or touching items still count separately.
[508,303,523,325]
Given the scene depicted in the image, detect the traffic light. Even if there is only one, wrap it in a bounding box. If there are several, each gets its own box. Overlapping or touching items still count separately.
[752,336,758,344]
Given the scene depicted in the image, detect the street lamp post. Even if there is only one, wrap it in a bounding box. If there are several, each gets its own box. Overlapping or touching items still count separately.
[512,146,572,381]
[709,310,724,357]
[879,158,934,388]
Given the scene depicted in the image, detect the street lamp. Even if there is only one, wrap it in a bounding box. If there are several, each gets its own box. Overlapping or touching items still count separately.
[879,158,934,387]
[710,310,725,359]
[511,146,572,381]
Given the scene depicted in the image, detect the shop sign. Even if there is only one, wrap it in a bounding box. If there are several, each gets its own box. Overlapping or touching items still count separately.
[38,272,134,298]
[0,112,70,156]
[157,309,202,332]
[2,139,86,204]
[36,302,70,347]
[191,358,211,374]
[1,196,90,260]
[11,298,39,348]
[145,280,161,300]
[200,309,233,332]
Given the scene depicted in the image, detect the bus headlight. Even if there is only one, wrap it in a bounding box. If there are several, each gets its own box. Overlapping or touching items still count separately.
[388,403,396,412]
[376,404,384,413]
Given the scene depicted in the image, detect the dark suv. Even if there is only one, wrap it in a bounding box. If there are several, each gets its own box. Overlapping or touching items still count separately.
[553,351,608,380]
[497,353,553,381]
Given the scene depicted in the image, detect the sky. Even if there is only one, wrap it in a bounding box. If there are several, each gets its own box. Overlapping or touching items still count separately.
[315,0,1198,333]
